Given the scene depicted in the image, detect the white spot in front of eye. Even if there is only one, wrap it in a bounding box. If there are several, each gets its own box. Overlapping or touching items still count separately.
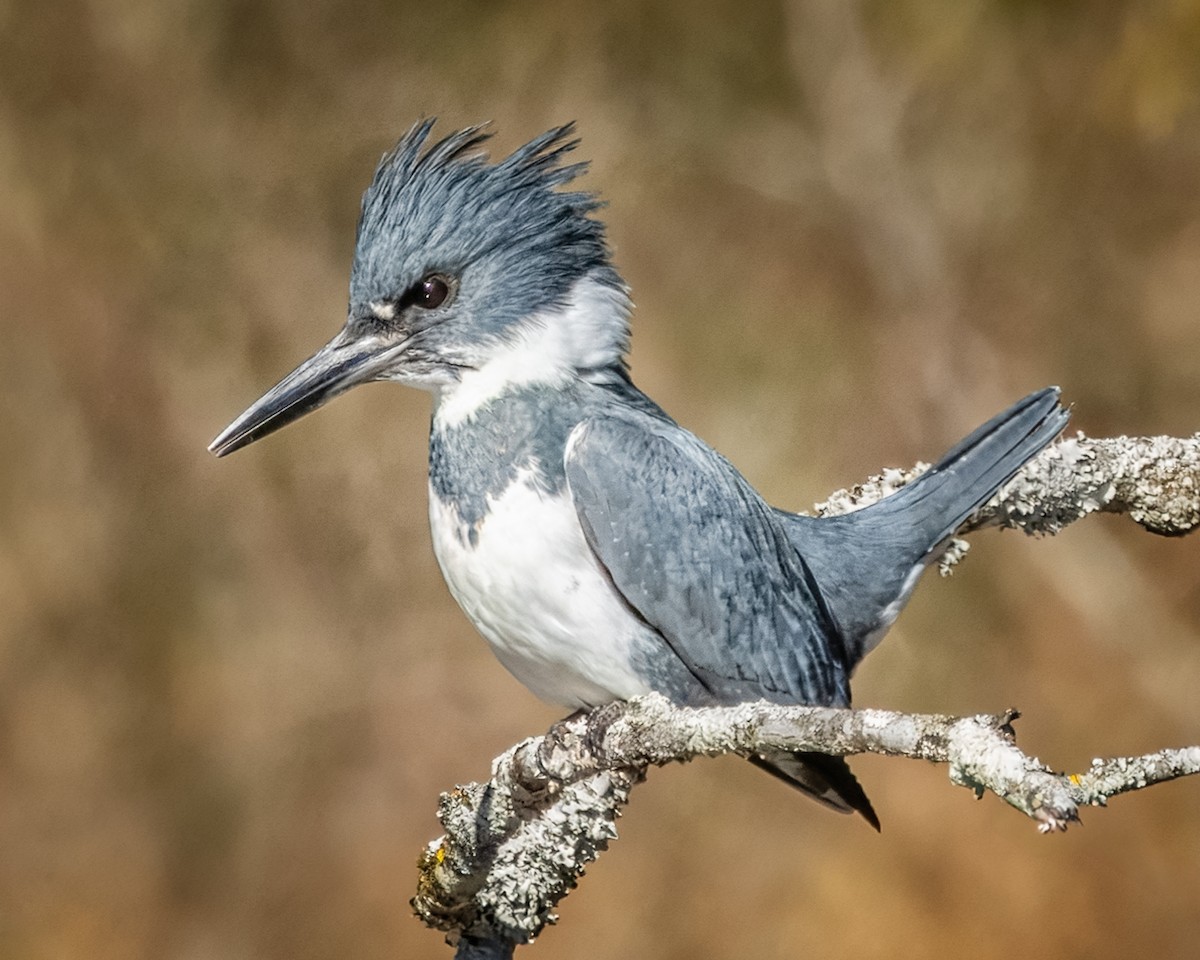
[371,301,396,321]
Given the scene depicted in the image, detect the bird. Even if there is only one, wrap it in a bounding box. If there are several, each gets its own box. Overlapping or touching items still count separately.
[210,119,1069,830]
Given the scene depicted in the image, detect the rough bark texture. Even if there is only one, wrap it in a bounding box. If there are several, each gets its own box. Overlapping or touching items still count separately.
[816,434,1200,572]
[412,434,1200,956]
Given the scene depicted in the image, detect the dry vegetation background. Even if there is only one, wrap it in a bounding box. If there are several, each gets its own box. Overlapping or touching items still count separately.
[3,0,1200,958]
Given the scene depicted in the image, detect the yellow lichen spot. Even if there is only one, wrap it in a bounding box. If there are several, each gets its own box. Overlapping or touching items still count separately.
[436,845,446,864]
[1068,774,1082,786]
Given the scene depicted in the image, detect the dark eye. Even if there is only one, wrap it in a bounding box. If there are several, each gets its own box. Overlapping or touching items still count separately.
[402,274,452,311]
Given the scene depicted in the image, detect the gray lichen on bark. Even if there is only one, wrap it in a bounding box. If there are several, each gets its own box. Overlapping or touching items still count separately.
[815,433,1200,534]
[815,433,1200,573]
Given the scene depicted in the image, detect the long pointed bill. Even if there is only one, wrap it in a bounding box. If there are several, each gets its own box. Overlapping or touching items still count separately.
[209,331,402,457]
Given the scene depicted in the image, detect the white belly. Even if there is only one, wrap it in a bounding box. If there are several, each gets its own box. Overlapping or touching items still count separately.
[428,472,654,707]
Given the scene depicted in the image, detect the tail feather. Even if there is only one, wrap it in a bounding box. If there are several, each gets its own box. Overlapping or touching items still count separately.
[762,388,1067,826]
[750,751,881,831]
[777,387,1069,670]
[870,386,1069,551]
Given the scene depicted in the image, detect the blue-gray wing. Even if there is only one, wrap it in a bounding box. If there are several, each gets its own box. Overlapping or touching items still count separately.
[565,415,850,708]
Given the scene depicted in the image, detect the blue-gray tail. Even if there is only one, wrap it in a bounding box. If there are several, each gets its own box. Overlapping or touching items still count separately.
[766,387,1065,827]
[866,386,1067,552]
[780,387,1069,671]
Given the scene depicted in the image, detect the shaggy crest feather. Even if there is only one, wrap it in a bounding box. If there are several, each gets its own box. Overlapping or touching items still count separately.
[349,119,625,347]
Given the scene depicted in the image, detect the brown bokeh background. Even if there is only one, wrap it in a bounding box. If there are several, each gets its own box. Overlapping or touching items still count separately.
[3,1,1200,957]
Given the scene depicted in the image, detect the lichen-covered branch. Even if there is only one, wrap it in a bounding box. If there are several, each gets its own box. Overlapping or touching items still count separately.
[413,433,1200,956]
[415,696,1200,955]
[816,433,1200,535]
[815,432,1200,572]
[981,434,1200,537]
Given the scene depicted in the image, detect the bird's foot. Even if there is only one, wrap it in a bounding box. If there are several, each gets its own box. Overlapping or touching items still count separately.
[582,701,627,762]
[537,709,590,780]
[536,702,629,782]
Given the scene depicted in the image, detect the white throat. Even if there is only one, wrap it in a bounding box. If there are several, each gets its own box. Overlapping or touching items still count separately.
[433,274,630,429]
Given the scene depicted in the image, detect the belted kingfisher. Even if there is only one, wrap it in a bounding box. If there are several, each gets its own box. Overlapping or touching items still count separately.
[210,120,1068,829]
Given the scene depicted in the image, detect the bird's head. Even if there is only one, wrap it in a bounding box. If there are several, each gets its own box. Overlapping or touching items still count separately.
[210,119,629,456]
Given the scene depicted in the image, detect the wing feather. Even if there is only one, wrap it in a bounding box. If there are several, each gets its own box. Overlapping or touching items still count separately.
[565,415,849,707]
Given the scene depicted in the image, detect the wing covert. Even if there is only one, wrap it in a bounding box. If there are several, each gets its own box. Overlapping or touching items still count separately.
[565,415,849,707]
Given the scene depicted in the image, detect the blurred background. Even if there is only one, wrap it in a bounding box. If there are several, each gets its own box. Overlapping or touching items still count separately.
[3,0,1200,957]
